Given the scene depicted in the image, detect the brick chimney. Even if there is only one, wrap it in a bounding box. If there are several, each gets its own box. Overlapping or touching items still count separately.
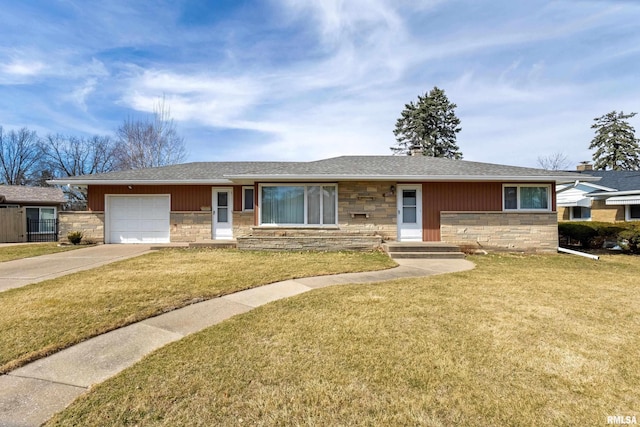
[576,161,593,171]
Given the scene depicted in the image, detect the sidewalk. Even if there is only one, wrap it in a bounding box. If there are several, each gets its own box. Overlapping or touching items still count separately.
[0,257,474,427]
[0,245,154,292]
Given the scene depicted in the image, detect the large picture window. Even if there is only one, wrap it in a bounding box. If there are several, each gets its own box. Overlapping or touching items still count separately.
[503,185,551,211]
[260,184,337,226]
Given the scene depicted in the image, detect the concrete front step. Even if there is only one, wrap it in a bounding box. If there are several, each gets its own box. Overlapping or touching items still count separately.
[383,242,462,252]
[188,240,238,249]
[383,242,465,259]
[390,251,466,259]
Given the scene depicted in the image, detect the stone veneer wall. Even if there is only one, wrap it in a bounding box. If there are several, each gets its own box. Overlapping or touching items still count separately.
[58,210,258,243]
[237,236,382,251]
[440,212,558,253]
[337,181,397,240]
[170,212,212,242]
[58,211,105,243]
[233,211,255,237]
[166,211,255,242]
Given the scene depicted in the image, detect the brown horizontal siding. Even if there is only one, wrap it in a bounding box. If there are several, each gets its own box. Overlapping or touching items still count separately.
[88,185,214,211]
[423,182,503,241]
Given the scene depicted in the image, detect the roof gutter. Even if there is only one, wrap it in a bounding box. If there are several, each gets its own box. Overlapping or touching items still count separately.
[48,174,600,186]
[47,179,234,186]
[588,189,640,197]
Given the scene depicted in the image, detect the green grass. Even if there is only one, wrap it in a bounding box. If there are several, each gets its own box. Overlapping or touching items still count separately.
[48,253,640,426]
[0,248,395,373]
[0,242,85,262]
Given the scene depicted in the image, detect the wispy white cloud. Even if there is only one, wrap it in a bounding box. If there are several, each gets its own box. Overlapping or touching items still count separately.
[1,59,46,76]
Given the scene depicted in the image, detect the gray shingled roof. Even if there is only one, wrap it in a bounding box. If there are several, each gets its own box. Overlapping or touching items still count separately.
[50,155,594,184]
[575,170,640,192]
[0,185,65,204]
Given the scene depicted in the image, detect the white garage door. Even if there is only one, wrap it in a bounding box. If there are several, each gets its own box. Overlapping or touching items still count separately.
[107,195,170,244]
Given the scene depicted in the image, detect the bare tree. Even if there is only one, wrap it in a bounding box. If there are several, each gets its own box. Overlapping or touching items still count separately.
[38,134,118,208]
[115,97,187,169]
[39,134,117,177]
[0,126,40,185]
[537,152,570,171]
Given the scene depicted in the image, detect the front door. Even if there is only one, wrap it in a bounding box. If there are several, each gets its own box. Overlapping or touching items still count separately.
[212,188,233,240]
[397,185,422,241]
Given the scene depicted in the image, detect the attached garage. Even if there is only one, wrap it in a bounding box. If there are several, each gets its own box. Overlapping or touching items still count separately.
[106,195,170,244]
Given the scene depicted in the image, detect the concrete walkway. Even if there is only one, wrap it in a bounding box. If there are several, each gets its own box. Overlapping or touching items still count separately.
[0,257,474,427]
[0,245,154,292]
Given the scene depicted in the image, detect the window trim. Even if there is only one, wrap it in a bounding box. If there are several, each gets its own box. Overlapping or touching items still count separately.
[258,183,338,227]
[502,184,552,212]
[569,206,592,221]
[625,204,640,221]
[242,186,255,212]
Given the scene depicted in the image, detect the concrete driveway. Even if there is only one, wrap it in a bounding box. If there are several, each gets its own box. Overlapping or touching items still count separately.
[0,245,153,292]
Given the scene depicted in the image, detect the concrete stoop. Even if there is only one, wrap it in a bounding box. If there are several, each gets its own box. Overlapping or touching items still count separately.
[383,242,466,259]
[188,240,238,249]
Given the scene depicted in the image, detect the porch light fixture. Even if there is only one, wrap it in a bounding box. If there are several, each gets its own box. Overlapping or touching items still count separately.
[127,185,133,190]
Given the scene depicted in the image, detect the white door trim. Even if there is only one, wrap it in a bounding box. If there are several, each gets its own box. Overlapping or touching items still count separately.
[212,187,234,240]
[397,184,423,242]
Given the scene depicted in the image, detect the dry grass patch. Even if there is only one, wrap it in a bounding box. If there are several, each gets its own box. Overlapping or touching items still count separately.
[0,242,84,262]
[48,253,640,426]
[0,248,395,373]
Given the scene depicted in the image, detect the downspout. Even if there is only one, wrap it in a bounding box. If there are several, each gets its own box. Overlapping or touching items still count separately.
[557,247,599,260]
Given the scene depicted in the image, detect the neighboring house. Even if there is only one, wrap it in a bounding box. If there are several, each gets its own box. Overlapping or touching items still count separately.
[557,164,640,222]
[0,185,66,243]
[49,156,595,252]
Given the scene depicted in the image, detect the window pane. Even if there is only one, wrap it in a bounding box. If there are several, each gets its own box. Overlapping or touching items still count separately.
[41,208,55,221]
[261,186,304,224]
[26,208,40,233]
[40,208,55,232]
[403,190,417,207]
[403,206,417,223]
[630,205,640,219]
[504,187,517,209]
[572,206,591,219]
[572,206,580,218]
[323,186,336,224]
[244,188,254,210]
[307,186,321,224]
[218,207,228,222]
[520,187,548,209]
[26,208,39,222]
[217,192,228,207]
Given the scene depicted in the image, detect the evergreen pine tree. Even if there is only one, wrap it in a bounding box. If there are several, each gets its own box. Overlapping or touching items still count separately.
[589,111,640,171]
[391,87,462,158]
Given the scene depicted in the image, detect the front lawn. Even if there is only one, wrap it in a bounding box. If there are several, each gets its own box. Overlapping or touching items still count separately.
[48,254,640,426]
[0,242,84,262]
[0,249,395,373]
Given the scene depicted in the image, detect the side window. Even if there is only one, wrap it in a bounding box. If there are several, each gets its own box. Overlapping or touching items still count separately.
[243,187,255,211]
[628,205,640,220]
[503,185,550,211]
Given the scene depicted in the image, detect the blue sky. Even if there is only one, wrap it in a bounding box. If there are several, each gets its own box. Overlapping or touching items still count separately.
[1,0,639,168]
